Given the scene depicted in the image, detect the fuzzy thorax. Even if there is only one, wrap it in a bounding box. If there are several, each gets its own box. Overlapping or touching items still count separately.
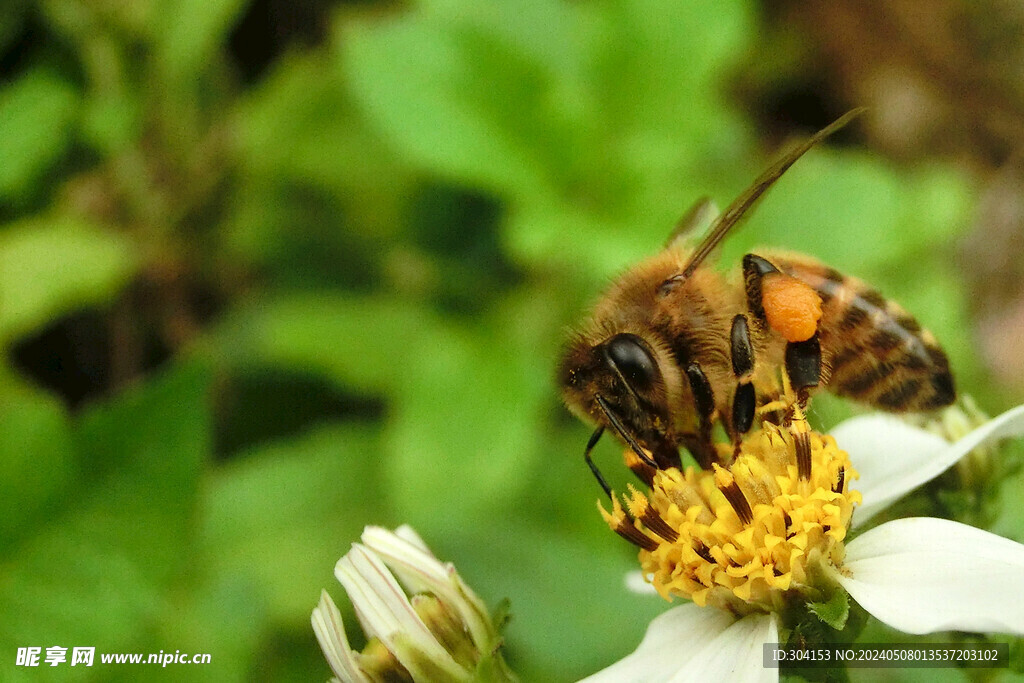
[601,420,860,616]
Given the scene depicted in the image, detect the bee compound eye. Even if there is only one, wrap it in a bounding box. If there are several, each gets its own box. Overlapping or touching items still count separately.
[604,334,658,391]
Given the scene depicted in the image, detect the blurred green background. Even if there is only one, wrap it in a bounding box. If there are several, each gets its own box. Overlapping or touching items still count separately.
[2,0,1024,680]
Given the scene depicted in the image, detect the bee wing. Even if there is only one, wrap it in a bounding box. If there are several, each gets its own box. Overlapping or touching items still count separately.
[680,108,866,278]
[665,197,720,249]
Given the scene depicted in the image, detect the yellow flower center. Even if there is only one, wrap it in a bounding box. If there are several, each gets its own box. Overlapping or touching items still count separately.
[600,414,860,615]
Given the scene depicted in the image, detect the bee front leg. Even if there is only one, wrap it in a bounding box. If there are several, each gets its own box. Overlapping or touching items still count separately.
[583,426,612,500]
[730,314,757,447]
[684,363,717,469]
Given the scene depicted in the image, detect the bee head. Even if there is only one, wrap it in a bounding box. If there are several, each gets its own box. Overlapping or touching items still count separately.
[559,331,681,466]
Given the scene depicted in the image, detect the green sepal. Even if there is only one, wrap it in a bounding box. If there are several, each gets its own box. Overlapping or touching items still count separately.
[808,590,849,631]
[473,646,518,683]
[389,631,468,683]
[491,598,513,635]
[779,592,869,683]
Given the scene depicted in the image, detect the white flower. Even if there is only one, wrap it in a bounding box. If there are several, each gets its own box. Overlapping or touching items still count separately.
[312,525,513,682]
[584,404,1024,682]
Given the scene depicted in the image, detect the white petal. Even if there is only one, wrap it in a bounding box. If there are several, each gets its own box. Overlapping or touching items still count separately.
[361,527,450,590]
[624,570,658,596]
[311,590,369,683]
[829,414,949,525]
[580,605,777,683]
[392,524,434,555]
[840,517,1024,635]
[579,604,731,682]
[833,404,1024,526]
[683,612,777,683]
[361,527,492,651]
[830,413,949,492]
[336,545,423,642]
[336,545,464,678]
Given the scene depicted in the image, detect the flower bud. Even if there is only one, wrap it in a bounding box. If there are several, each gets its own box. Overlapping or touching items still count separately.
[312,525,515,683]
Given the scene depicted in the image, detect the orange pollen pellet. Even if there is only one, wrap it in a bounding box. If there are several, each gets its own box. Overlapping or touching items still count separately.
[761,273,822,342]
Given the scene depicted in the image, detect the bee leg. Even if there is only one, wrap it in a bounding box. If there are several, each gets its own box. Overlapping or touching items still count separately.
[741,253,780,326]
[745,252,823,408]
[595,395,660,470]
[583,426,613,500]
[785,333,822,407]
[730,314,757,448]
[684,363,717,469]
[756,394,787,424]
[680,433,716,471]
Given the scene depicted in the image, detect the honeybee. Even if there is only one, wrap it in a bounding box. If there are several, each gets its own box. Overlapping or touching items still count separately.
[558,110,955,496]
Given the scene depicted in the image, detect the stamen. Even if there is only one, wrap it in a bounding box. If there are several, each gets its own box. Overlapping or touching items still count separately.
[641,506,678,543]
[714,466,753,525]
[833,466,845,494]
[794,431,811,480]
[598,499,659,551]
[693,542,715,563]
[731,460,779,506]
[616,525,659,551]
[625,487,679,542]
[613,520,659,551]
[661,471,716,526]
[785,402,814,479]
[624,450,656,487]
[600,394,861,615]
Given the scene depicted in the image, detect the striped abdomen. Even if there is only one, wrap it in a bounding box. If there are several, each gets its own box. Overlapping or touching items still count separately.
[773,254,955,412]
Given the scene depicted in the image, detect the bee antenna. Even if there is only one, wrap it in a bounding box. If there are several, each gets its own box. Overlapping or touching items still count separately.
[595,395,660,470]
[583,426,612,499]
[680,108,866,279]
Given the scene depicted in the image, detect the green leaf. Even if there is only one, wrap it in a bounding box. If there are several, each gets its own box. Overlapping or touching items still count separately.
[73,359,212,580]
[383,294,552,534]
[203,423,385,625]
[809,590,850,631]
[0,373,75,546]
[588,0,753,142]
[446,521,666,682]
[0,215,137,343]
[341,5,558,198]
[81,89,143,155]
[0,0,28,56]
[213,294,441,394]
[151,0,249,82]
[504,203,667,282]
[340,0,754,280]
[213,290,553,536]
[235,53,413,202]
[0,360,211,659]
[229,53,414,273]
[0,70,79,202]
[341,0,752,205]
[151,576,268,683]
